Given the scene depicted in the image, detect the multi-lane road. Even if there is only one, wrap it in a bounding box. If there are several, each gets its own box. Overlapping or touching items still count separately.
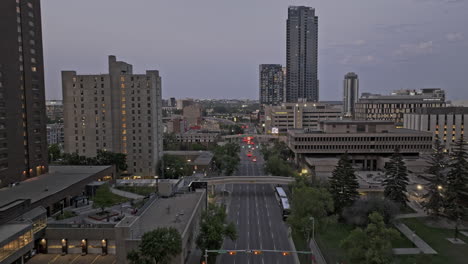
[218,133,294,264]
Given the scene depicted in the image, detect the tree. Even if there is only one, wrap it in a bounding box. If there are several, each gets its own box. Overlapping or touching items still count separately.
[92,184,115,212]
[264,155,297,177]
[329,153,360,213]
[212,143,240,176]
[96,149,128,172]
[422,138,448,216]
[444,135,468,240]
[127,227,182,264]
[158,154,191,179]
[383,148,409,206]
[341,212,400,264]
[288,184,335,243]
[342,198,400,227]
[196,204,237,264]
[48,144,61,162]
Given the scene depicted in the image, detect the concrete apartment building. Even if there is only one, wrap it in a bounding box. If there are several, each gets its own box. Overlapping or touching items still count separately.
[286,6,319,102]
[264,102,342,134]
[404,107,468,152]
[0,0,48,188]
[45,100,63,123]
[355,89,446,126]
[259,64,284,105]
[288,120,432,178]
[62,56,163,176]
[343,72,359,118]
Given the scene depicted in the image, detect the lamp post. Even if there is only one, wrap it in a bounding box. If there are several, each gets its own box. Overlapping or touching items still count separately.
[154,176,159,195]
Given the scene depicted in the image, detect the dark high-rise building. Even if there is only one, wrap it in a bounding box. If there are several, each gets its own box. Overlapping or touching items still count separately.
[286,6,319,103]
[259,64,284,105]
[0,0,48,187]
[343,72,359,117]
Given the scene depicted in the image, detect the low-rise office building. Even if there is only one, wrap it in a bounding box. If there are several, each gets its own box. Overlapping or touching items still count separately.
[163,151,214,175]
[404,107,468,152]
[264,102,342,134]
[175,131,220,145]
[355,89,446,126]
[0,165,115,264]
[288,120,432,178]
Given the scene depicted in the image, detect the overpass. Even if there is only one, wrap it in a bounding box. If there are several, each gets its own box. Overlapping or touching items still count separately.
[203,176,295,186]
[191,176,384,193]
[222,134,287,143]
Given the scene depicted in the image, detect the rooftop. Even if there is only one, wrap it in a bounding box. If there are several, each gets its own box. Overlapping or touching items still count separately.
[163,151,214,166]
[412,107,468,115]
[0,166,111,208]
[117,191,204,238]
[0,223,30,246]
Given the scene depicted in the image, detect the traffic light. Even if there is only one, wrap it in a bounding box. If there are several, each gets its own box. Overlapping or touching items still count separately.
[253,250,262,255]
[228,251,237,255]
[282,252,290,256]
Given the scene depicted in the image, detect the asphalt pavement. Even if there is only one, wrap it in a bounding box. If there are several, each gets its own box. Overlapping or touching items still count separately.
[218,133,294,264]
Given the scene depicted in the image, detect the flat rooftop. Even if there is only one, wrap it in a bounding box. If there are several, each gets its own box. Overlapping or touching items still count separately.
[289,128,431,136]
[0,166,111,207]
[163,151,213,166]
[118,191,204,238]
[0,223,30,245]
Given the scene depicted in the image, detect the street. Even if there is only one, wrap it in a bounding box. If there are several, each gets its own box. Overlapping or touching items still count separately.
[218,132,294,264]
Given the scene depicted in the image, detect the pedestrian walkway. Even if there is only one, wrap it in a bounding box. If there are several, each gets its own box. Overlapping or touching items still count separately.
[394,222,437,254]
[110,187,144,199]
[309,238,327,264]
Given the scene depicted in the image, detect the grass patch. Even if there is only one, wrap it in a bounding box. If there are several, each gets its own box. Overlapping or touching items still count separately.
[394,217,468,264]
[55,210,77,220]
[116,186,155,196]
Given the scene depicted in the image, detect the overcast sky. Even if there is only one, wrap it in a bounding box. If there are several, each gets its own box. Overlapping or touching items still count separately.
[42,0,468,101]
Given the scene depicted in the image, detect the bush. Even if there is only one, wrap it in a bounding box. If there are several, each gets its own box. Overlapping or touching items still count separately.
[342,198,400,227]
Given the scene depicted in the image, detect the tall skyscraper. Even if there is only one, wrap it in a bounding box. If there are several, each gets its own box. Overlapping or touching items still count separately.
[259,64,284,105]
[0,0,48,187]
[343,72,359,117]
[62,56,163,176]
[286,6,319,103]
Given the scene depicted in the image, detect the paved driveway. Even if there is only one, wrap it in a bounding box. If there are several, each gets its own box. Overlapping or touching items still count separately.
[27,254,116,264]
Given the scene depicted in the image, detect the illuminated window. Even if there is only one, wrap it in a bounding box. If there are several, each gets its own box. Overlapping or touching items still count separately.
[31,66,37,72]
[121,84,125,88]
[122,110,126,115]
[120,76,125,82]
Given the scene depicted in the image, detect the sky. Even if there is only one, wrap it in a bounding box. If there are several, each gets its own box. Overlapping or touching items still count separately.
[41,0,468,101]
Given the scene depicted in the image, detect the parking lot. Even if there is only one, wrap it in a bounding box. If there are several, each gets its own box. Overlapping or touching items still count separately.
[27,254,116,264]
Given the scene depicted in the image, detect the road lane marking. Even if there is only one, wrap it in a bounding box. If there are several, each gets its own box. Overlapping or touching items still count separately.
[90,255,100,264]
[69,255,80,264]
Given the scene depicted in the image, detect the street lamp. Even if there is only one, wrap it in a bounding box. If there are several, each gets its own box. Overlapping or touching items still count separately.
[154,176,159,195]
[416,184,423,191]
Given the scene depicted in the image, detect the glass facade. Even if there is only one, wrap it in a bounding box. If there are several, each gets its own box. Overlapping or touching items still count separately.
[0,229,33,262]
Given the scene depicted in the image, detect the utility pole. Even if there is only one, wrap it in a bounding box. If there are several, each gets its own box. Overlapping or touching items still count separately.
[204,249,208,264]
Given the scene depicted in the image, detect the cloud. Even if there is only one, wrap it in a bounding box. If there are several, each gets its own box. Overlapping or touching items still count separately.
[393,41,434,56]
[340,55,378,65]
[446,32,464,42]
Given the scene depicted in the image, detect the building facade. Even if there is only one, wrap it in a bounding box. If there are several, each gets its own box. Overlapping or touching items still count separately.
[404,107,468,152]
[183,104,203,128]
[288,120,432,174]
[45,100,63,123]
[46,123,64,145]
[343,72,359,118]
[259,64,284,105]
[62,56,163,176]
[264,102,342,134]
[285,6,319,102]
[0,0,48,187]
[355,89,446,126]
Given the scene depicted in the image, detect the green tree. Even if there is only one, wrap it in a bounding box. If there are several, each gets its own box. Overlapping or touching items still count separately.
[444,135,468,240]
[196,204,237,264]
[329,153,360,213]
[96,149,128,172]
[341,212,400,264]
[48,144,61,162]
[127,227,182,264]
[288,184,335,243]
[383,148,409,206]
[264,155,297,177]
[158,154,191,179]
[422,138,448,216]
[92,184,115,212]
[212,143,240,176]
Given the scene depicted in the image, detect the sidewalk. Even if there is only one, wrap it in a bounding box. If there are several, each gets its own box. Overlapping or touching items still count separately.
[394,222,437,254]
[309,239,327,264]
[110,187,144,199]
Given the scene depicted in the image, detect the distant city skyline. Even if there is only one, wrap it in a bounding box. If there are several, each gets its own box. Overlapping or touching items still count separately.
[42,0,468,100]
